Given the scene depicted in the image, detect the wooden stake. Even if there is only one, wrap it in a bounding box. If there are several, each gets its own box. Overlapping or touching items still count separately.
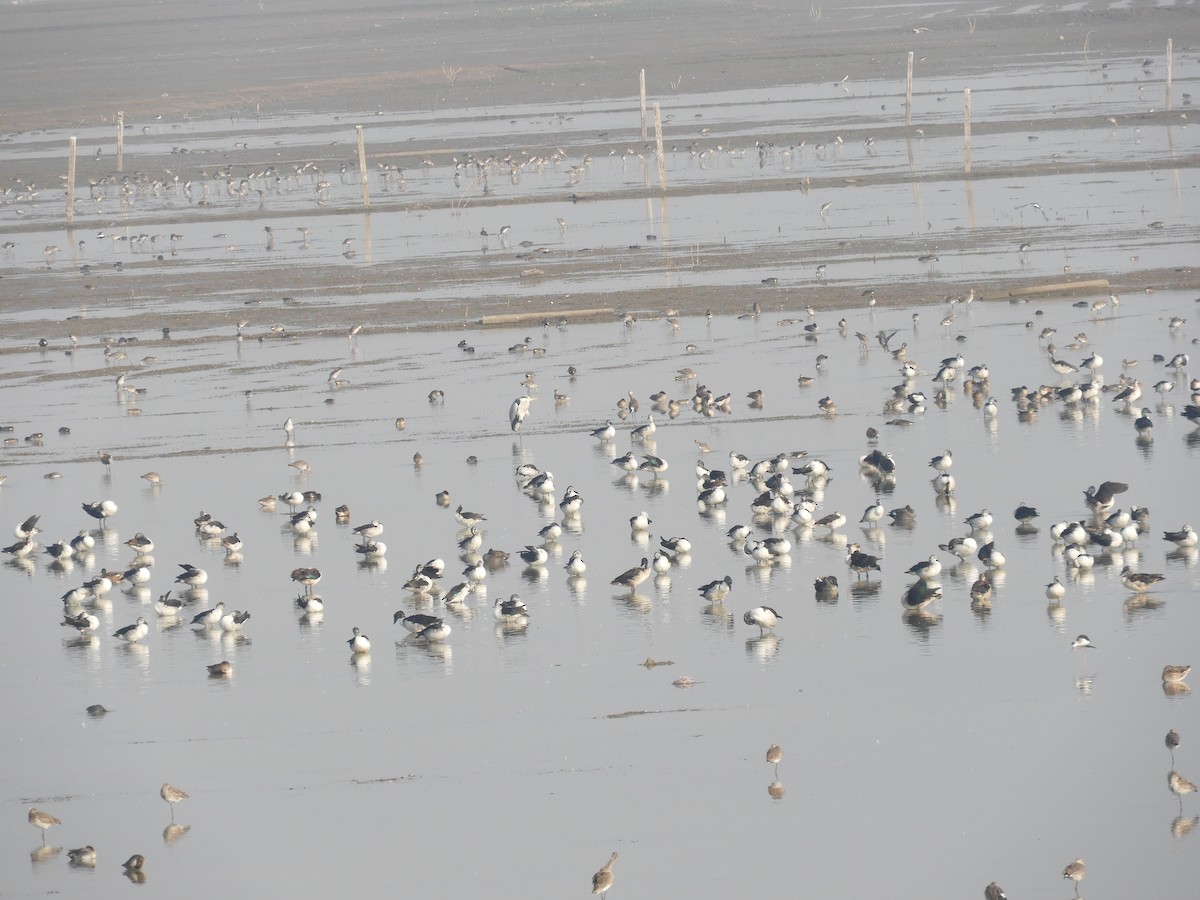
[639,69,648,143]
[653,102,667,192]
[356,125,370,209]
[905,52,914,126]
[963,88,972,175]
[66,136,77,225]
[116,110,124,173]
[1165,38,1173,111]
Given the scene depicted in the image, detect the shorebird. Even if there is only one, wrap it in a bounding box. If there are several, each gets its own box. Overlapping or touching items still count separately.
[1120,566,1164,592]
[1163,665,1192,684]
[1046,577,1066,601]
[985,882,1007,900]
[591,420,616,441]
[1013,503,1038,523]
[160,783,189,820]
[28,807,62,843]
[207,660,233,677]
[744,606,781,634]
[123,854,146,874]
[766,743,783,776]
[295,594,324,613]
[591,852,618,896]
[68,845,96,865]
[347,626,371,653]
[1169,770,1197,804]
[1167,729,1181,762]
[1072,635,1096,649]
[415,619,452,641]
[1062,858,1086,893]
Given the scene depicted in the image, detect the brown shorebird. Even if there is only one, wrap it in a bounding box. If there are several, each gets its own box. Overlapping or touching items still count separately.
[766,744,783,776]
[984,883,1007,900]
[207,660,233,677]
[1062,858,1085,894]
[1163,665,1192,684]
[160,783,189,820]
[591,851,618,896]
[28,807,62,843]
[1169,771,1197,805]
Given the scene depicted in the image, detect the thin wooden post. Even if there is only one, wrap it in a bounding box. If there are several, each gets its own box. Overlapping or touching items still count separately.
[653,102,667,192]
[116,111,124,172]
[66,136,77,225]
[356,125,370,209]
[905,52,914,126]
[963,88,972,175]
[639,69,648,143]
[1165,38,1173,111]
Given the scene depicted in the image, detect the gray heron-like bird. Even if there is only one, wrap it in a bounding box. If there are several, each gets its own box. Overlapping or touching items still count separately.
[509,395,534,432]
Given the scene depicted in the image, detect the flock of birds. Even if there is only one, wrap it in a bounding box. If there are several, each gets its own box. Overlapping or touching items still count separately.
[6,288,1199,894]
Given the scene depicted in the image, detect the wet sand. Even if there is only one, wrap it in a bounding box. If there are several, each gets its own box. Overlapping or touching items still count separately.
[0,0,1197,344]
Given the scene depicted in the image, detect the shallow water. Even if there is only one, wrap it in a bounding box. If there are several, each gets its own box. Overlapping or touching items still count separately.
[1,288,1198,897]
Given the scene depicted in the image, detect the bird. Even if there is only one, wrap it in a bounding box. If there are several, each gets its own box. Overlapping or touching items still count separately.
[1167,729,1181,762]
[1062,858,1085,893]
[901,580,941,612]
[591,420,616,441]
[509,395,534,431]
[113,617,149,643]
[61,610,100,634]
[1120,566,1164,592]
[353,519,383,540]
[494,595,530,624]
[190,602,225,628]
[565,550,587,577]
[611,558,651,593]
[160,783,189,820]
[347,627,371,653]
[394,610,442,634]
[847,544,881,580]
[1163,524,1198,547]
[1163,665,1192,684]
[814,575,839,602]
[123,854,146,875]
[291,566,322,594]
[977,542,1006,568]
[1046,577,1066,601]
[82,499,118,524]
[1072,634,1096,649]
[984,882,1007,900]
[969,574,993,604]
[744,606,781,635]
[591,851,618,896]
[766,743,782,775]
[906,554,942,581]
[67,845,96,865]
[28,807,62,843]
[1169,771,1197,803]
[699,575,733,602]
[175,563,208,587]
[415,619,452,641]
[207,660,233,677]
